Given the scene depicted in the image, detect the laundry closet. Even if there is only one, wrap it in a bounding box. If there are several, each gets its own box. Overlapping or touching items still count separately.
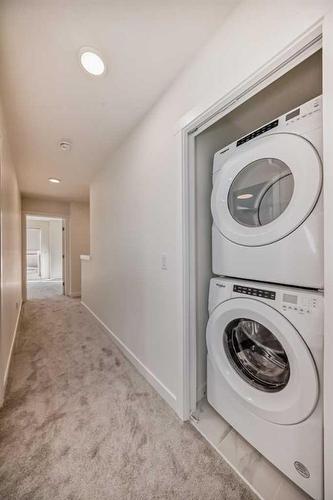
[190,49,323,499]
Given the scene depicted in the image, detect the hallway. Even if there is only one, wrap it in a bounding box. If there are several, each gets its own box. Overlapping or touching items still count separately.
[0,295,255,500]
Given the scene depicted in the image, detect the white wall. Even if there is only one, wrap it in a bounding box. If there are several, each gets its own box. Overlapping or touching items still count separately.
[0,101,22,405]
[26,217,63,280]
[49,219,62,279]
[26,219,50,279]
[69,202,90,296]
[82,0,331,412]
[27,227,40,251]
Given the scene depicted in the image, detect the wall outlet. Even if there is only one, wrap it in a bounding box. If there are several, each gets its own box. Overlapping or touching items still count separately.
[161,253,167,270]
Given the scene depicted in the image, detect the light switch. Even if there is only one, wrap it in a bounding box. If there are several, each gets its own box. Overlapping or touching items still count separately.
[161,253,167,270]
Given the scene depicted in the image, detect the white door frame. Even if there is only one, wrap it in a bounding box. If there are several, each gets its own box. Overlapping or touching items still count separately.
[179,18,333,499]
[322,10,333,500]
[22,211,70,300]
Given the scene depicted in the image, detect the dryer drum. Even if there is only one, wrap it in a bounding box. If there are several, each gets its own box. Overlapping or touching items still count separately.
[227,158,295,228]
[223,318,290,392]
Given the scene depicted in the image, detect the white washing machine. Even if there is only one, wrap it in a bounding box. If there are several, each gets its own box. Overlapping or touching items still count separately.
[211,96,323,288]
[206,277,323,499]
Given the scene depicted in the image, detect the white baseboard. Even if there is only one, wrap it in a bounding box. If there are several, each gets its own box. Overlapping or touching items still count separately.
[69,291,81,298]
[0,300,23,406]
[81,300,177,412]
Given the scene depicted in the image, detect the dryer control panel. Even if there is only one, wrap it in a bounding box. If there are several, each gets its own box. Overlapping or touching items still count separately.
[236,119,278,147]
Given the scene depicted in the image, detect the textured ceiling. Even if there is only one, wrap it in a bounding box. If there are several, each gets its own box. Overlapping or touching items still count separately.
[0,0,238,201]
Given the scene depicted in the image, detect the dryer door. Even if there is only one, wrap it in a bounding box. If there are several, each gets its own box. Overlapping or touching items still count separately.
[206,298,319,424]
[211,133,322,246]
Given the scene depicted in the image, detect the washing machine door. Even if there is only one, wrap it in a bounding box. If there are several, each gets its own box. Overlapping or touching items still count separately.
[206,298,319,424]
[211,133,322,246]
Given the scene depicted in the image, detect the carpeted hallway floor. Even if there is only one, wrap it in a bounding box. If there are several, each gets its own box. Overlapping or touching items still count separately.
[0,295,257,500]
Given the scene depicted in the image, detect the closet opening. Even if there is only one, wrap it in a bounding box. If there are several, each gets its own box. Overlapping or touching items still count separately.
[185,45,322,499]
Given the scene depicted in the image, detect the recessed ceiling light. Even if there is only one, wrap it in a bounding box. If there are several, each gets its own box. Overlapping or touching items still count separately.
[237,193,253,200]
[79,48,105,76]
[48,177,61,184]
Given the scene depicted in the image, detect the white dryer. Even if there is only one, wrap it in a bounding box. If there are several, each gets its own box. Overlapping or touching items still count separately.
[206,277,323,499]
[211,96,323,288]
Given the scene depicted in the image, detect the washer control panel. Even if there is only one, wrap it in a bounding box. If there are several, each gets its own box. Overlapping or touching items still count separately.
[233,284,276,300]
[282,293,318,315]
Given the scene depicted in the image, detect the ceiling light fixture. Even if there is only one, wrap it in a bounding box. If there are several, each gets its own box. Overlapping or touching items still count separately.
[237,193,253,200]
[48,177,61,184]
[59,139,72,151]
[79,48,105,76]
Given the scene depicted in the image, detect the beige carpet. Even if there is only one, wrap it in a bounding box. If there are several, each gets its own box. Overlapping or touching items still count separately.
[0,295,257,500]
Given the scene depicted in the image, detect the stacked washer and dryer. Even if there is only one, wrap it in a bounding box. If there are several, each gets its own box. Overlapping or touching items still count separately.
[206,96,323,499]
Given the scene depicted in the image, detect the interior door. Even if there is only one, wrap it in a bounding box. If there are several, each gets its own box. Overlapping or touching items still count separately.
[211,133,322,246]
[206,297,319,424]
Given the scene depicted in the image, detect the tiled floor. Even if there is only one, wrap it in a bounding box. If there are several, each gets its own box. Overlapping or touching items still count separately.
[192,399,311,500]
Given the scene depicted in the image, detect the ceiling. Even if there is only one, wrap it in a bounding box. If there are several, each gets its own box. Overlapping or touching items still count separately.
[0,0,238,201]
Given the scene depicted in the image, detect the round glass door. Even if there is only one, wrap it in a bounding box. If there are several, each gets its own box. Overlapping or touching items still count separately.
[206,296,319,424]
[211,133,322,246]
[224,317,290,392]
[228,158,294,227]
